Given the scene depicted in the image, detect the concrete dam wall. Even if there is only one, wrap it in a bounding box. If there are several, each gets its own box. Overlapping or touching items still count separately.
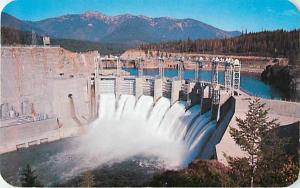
[0,47,98,153]
[1,46,97,118]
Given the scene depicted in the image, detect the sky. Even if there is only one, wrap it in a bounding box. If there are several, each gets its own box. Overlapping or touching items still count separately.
[2,0,300,32]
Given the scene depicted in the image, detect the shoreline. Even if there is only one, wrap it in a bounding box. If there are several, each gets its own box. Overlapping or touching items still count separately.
[122,66,263,76]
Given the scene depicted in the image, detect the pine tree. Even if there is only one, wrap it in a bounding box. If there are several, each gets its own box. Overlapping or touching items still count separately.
[19,164,43,187]
[257,123,299,186]
[226,156,252,186]
[228,98,299,187]
[79,171,95,187]
[229,98,272,186]
[279,156,299,185]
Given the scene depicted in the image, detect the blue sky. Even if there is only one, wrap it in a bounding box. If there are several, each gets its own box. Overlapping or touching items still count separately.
[2,0,300,32]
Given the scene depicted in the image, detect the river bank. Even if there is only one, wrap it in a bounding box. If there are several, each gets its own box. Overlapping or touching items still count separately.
[120,49,288,74]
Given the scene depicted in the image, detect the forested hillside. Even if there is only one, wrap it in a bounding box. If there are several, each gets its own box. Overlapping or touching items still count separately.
[140,29,300,59]
[1,27,129,55]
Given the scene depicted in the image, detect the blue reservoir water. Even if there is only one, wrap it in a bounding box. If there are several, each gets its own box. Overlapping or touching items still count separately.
[123,68,283,100]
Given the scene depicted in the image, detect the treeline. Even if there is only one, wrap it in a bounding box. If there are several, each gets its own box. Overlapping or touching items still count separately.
[1,27,129,55]
[140,29,300,58]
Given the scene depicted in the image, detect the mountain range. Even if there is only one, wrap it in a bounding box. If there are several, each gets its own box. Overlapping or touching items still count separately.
[1,11,240,44]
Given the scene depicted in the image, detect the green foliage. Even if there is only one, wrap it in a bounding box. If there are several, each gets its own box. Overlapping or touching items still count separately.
[261,64,294,99]
[148,159,236,187]
[226,157,252,186]
[140,29,300,59]
[256,123,298,187]
[79,171,95,187]
[19,164,43,187]
[228,98,299,187]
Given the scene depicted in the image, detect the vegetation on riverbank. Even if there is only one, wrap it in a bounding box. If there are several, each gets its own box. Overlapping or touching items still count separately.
[140,29,299,59]
[148,159,236,187]
[18,164,43,187]
[261,64,295,100]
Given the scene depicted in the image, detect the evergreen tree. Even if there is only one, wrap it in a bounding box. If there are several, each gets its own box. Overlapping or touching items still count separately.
[19,164,43,187]
[228,98,299,187]
[226,157,252,186]
[79,171,95,187]
[230,98,273,186]
[279,156,299,185]
[257,123,299,186]
[140,29,300,58]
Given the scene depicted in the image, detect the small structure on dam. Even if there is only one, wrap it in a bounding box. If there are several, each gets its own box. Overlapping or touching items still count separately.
[0,46,240,162]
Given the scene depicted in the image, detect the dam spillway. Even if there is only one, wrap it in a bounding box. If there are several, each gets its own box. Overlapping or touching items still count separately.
[92,93,216,167]
[84,72,230,166]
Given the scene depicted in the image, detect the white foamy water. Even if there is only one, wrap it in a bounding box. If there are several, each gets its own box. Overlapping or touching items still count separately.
[121,95,136,118]
[186,121,216,162]
[115,95,131,119]
[158,101,187,139]
[80,94,216,170]
[133,96,154,120]
[98,94,116,120]
[172,105,201,141]
[147,97,171,129]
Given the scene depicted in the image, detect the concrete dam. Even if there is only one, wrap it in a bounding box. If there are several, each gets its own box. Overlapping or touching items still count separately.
[1,46,237,166]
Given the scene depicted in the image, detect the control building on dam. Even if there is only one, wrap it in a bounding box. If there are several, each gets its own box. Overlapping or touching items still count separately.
[3,45,298,164]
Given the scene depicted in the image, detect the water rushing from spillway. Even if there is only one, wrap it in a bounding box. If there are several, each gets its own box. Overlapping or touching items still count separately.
[0,94,217,186]
[84,93,216,169]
